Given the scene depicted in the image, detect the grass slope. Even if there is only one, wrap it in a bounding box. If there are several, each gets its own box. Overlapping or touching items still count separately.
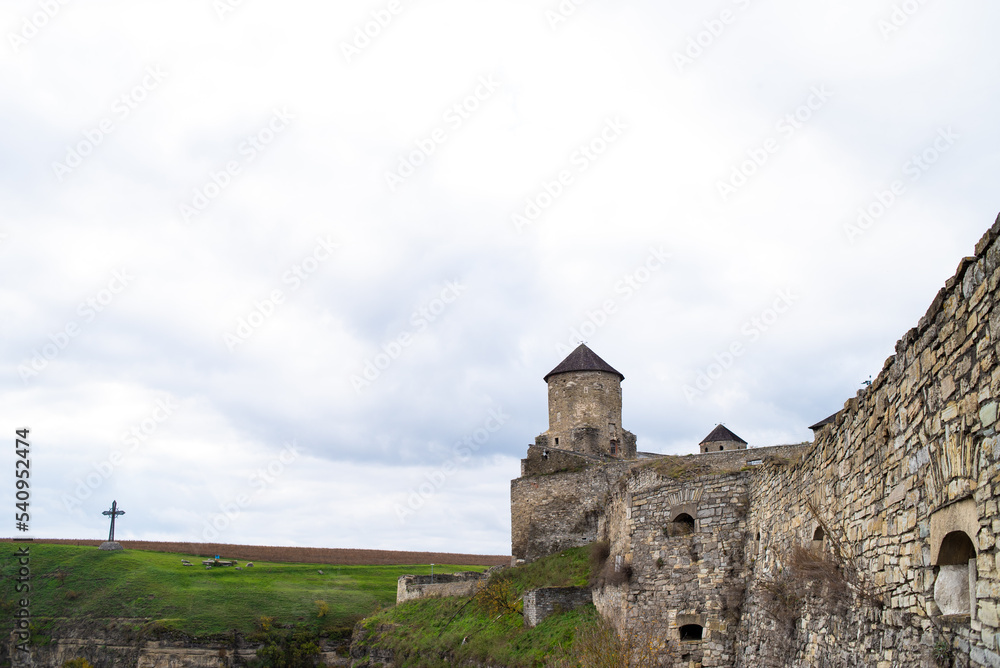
[0,543,485,637]
[355,545,597,667]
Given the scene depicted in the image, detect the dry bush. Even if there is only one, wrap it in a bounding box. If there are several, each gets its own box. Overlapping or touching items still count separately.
[555,616,666,668]
[590,540,611,575]
[759,545,855,630]
[591,550,632,588]
[474,571,521,617]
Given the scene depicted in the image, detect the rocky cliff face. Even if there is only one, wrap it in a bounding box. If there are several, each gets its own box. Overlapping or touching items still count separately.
[4,620,349,668]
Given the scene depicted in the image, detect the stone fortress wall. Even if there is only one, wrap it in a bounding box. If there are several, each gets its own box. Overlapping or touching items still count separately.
[734,214,1000,667]
[511,213,1000,667]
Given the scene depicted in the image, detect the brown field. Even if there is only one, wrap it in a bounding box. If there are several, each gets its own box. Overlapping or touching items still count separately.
[0,538,510,567]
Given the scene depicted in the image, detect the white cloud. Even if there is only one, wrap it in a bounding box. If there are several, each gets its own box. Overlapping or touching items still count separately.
[2,0,999,555]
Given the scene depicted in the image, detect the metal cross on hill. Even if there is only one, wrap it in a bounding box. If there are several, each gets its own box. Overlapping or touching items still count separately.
[102,500,125,542]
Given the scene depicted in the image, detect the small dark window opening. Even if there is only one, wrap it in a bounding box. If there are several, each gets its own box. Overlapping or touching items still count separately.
[812,527,824,541]
[610,440,618,456]
[679,624,703,641]
[938,531,976,565]
[542,450,549,460]
[554,437,559,446]
[672,513,695,535]
[719,445,724,451]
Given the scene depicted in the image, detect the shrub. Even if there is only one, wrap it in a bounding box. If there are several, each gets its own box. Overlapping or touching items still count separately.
[553,614,664,668]
[475,571,521,617]
[61,660,93,668]
[589,540,611,583]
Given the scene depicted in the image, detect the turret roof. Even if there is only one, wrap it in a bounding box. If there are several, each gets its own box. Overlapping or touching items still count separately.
[699,424,747,444]
[543,344,625,382]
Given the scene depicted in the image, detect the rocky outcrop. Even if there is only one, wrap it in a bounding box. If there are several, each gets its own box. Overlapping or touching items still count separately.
[4,620,348,668]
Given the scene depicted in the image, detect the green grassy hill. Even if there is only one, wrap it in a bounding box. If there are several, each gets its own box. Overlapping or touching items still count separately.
[352,545,619,668]
[0,543,485,638]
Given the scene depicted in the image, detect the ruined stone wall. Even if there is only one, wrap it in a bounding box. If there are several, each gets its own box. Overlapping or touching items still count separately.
[396,572,486,604]
[522,587,593,628]
[737,214,1000,667]
[595,469,751,667]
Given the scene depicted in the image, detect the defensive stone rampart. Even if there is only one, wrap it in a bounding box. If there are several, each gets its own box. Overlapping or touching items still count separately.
[595,469,751,667]
[737,214,1000,667]
[511,213,1000,667]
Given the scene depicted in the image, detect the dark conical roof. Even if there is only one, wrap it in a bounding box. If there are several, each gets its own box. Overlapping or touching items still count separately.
[543,344,624,382]
[699,424,747,444]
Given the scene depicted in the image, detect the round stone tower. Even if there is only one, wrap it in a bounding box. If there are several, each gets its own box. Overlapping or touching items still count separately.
[541,344,636,458]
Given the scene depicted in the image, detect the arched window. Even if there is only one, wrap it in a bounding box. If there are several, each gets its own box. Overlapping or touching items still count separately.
[679,624,703,641]
[934,531,977,617]
[672,513,695,535]
[812,526,825,551]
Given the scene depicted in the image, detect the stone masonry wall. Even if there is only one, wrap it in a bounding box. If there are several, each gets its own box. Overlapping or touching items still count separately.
[511,460,633,562]
[737,214,1000,667]
[546,370,624,457]
[522,586,594,628]
[396,572,486,604]
[596,468,751,667]
[512,444,806,564]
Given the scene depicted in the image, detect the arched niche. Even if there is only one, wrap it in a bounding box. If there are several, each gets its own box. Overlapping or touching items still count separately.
[811,526,825,551]
[671,513,695,536]
[933,530,977,618]
[667,504,697,537]
[679,624,703,641]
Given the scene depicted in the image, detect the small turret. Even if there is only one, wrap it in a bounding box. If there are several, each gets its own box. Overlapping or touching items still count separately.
[699,425,747,453]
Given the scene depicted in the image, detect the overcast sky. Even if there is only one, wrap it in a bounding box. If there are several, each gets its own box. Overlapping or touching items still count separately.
[2,0,998,556]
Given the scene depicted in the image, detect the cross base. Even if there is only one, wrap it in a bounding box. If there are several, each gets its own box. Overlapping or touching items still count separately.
[98,541,123,551]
